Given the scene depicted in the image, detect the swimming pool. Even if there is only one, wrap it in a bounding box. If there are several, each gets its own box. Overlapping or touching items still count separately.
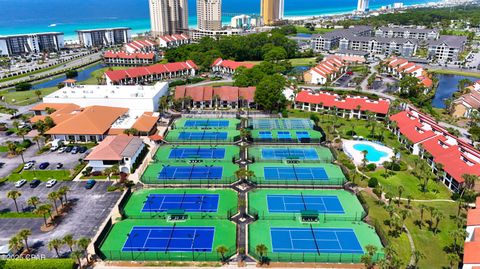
[342,140,394,165]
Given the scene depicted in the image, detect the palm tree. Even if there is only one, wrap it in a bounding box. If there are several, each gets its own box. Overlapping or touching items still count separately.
[48,191,60,214]
[450,229,468,254]
[434,163,444,182]
[216,245,229,262]
[35,90,42,101]
[35,204,52,227]
[15,128,27,141]
[412,250,425,268]
[17,229,31,251]
[406,195,413,209]
[361,150,368,170]
[58,186,71,204]
[15,147,26,164]
[27,196,40,210]
[77,237,91,262]
[433,210,444,234]
[399,209,410,222]
[33,135,43,151]
[48,238,63,258]
[213,94,220,109]
[446,253,460,269]
[6,141,17,155]
[63,234,75,252]
[9,236,23,254]
[255,244,268,264]
[234,168,255,181]
[397,186,405,207]
[7,190,21,213]
[361,244,378,269]
[71,250,83,267]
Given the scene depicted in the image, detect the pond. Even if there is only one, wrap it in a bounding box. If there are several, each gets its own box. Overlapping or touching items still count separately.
[431,74,478,108]
[32,63,105,90]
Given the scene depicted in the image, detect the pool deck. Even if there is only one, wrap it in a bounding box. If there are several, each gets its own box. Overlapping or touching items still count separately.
[342,140,394,166]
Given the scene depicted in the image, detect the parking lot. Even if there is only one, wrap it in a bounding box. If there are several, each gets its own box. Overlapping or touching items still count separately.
[0,181,122,257]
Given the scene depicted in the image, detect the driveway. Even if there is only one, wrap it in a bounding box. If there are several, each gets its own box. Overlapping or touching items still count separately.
[0,181,122,257]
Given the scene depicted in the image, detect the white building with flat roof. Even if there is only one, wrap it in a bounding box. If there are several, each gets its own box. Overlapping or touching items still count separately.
[0,32,64,56]
[76,27,132,47]
[42,81,168,115]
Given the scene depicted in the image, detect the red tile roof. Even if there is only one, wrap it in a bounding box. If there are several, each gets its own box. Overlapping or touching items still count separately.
[309,57,345,78]
[159,34,189,43]
[85,135,143,161]
[103,51,155,60]
[132,113,159,133]
[211,58,256,70]
[389,111,437,143]
[175,86,256,102]
[295,90,390,114]
[125,39,156,51]
[467,197,480,226]
[464,227,480,264]
[105,60,198,82]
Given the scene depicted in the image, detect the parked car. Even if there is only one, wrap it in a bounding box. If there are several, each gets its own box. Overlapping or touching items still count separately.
[65,146,73,153]
[50,145,59,151]
[39,162,50,170]
[71,146,79,154]
[29,180,41,188]
[78,146,87,154]
[58,147,66,153]
[14,179,27,188]
[46,179,57,188]
[56,163,63,169]
[23,161,35,170]
[85,179,96,189]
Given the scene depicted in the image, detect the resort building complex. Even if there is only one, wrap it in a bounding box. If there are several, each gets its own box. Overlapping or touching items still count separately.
[103,51,157,66]
[197,0,222,31]
[303,56,347,85]
[174,85,256,109]
[211,58,256,74]
[76,27,132,47]
[261,0,284,25]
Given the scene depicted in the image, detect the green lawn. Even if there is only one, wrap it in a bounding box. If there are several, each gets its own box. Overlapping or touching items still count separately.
[289,57,317,67]
[294,26,335,35]
[1,86,58,105]
[2,170,72,182]
[79,66,129,85]
[0,212,42,218]
[430,69,480,78]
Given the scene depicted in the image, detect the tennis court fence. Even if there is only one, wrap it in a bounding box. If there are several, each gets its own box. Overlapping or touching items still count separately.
[248,251,384,263]
[165,136,241,143]
[249,177,346,186]
[248,208,367,222]
[140,176,238,186]
[249,157,334,164]
[122,206,238,220]
[100,244,237,261]
[249,138,322,144]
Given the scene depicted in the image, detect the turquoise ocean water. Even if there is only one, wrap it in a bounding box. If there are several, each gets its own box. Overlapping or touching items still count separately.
[0,0,438,40]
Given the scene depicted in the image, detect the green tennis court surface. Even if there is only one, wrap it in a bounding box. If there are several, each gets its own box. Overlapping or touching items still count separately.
[248,220,384,263]
[248,145,333,163]
[141,161,238,185]
[249,163,345,186]
[174,118,240,130]
[249,118,314,130]
[154,145,240,162]
[165,129,240,143]
[123,189,237,219]
[99,219,236,261]
[250,129,322,143]
[248,189,365,221]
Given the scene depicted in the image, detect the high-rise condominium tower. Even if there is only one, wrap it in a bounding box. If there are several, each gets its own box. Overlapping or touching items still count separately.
[261,0,284,25]
[149,0,188,36]
[197,0,222,31]
[357,0,369,12]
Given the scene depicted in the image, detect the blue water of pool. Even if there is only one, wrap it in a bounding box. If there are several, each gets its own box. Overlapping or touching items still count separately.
[352,143,388,162]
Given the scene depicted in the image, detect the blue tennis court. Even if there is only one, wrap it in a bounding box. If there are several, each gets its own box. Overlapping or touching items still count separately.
[251,119,313,129]
[267,195,344,214]
[278,131,291,139]
[264,167,328,180]
[178,132,228,141]
[168,148,226,159]
[259,131,272,139]
[122,226,214,252]
[184,120,229,128]
[261,148,319,160]
[158,166,223,180]
[142,194,219,213]
[270,228,363,254]
[296,131,310,140]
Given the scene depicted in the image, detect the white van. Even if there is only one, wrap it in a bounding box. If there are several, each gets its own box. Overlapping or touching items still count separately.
[50,139,64,151]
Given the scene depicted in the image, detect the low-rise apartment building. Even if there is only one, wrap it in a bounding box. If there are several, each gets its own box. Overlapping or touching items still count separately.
[339,36,418,57]
[303,56,347,85]
[294,90,390,120]
[211,58,256,75]
[389,106,480,192]
[374,27,439,40]
[311,26,373,52]
[158,34,191,48]
[464,197,480,269]
[427,35,468,62]
[103,51,156,66]
[384,57,433,88]
[452,81,480,118]
[174,85,256,109]
[104,60,198,85]
[125,39,157,53]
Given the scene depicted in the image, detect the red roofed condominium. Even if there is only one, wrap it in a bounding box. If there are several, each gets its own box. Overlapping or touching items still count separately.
[103,51,156,66]
[158,34,190,48]
[385,57,433,88]
[211,58,256,74]
[389,106,480,192]
[303,56,347,85]
[175,85,256,109]
[294,90,390,120]
[125,39,157,53]
[105,60,198,85]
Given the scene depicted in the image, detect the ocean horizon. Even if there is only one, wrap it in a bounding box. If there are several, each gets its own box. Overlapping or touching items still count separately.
[0,0,439,40]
